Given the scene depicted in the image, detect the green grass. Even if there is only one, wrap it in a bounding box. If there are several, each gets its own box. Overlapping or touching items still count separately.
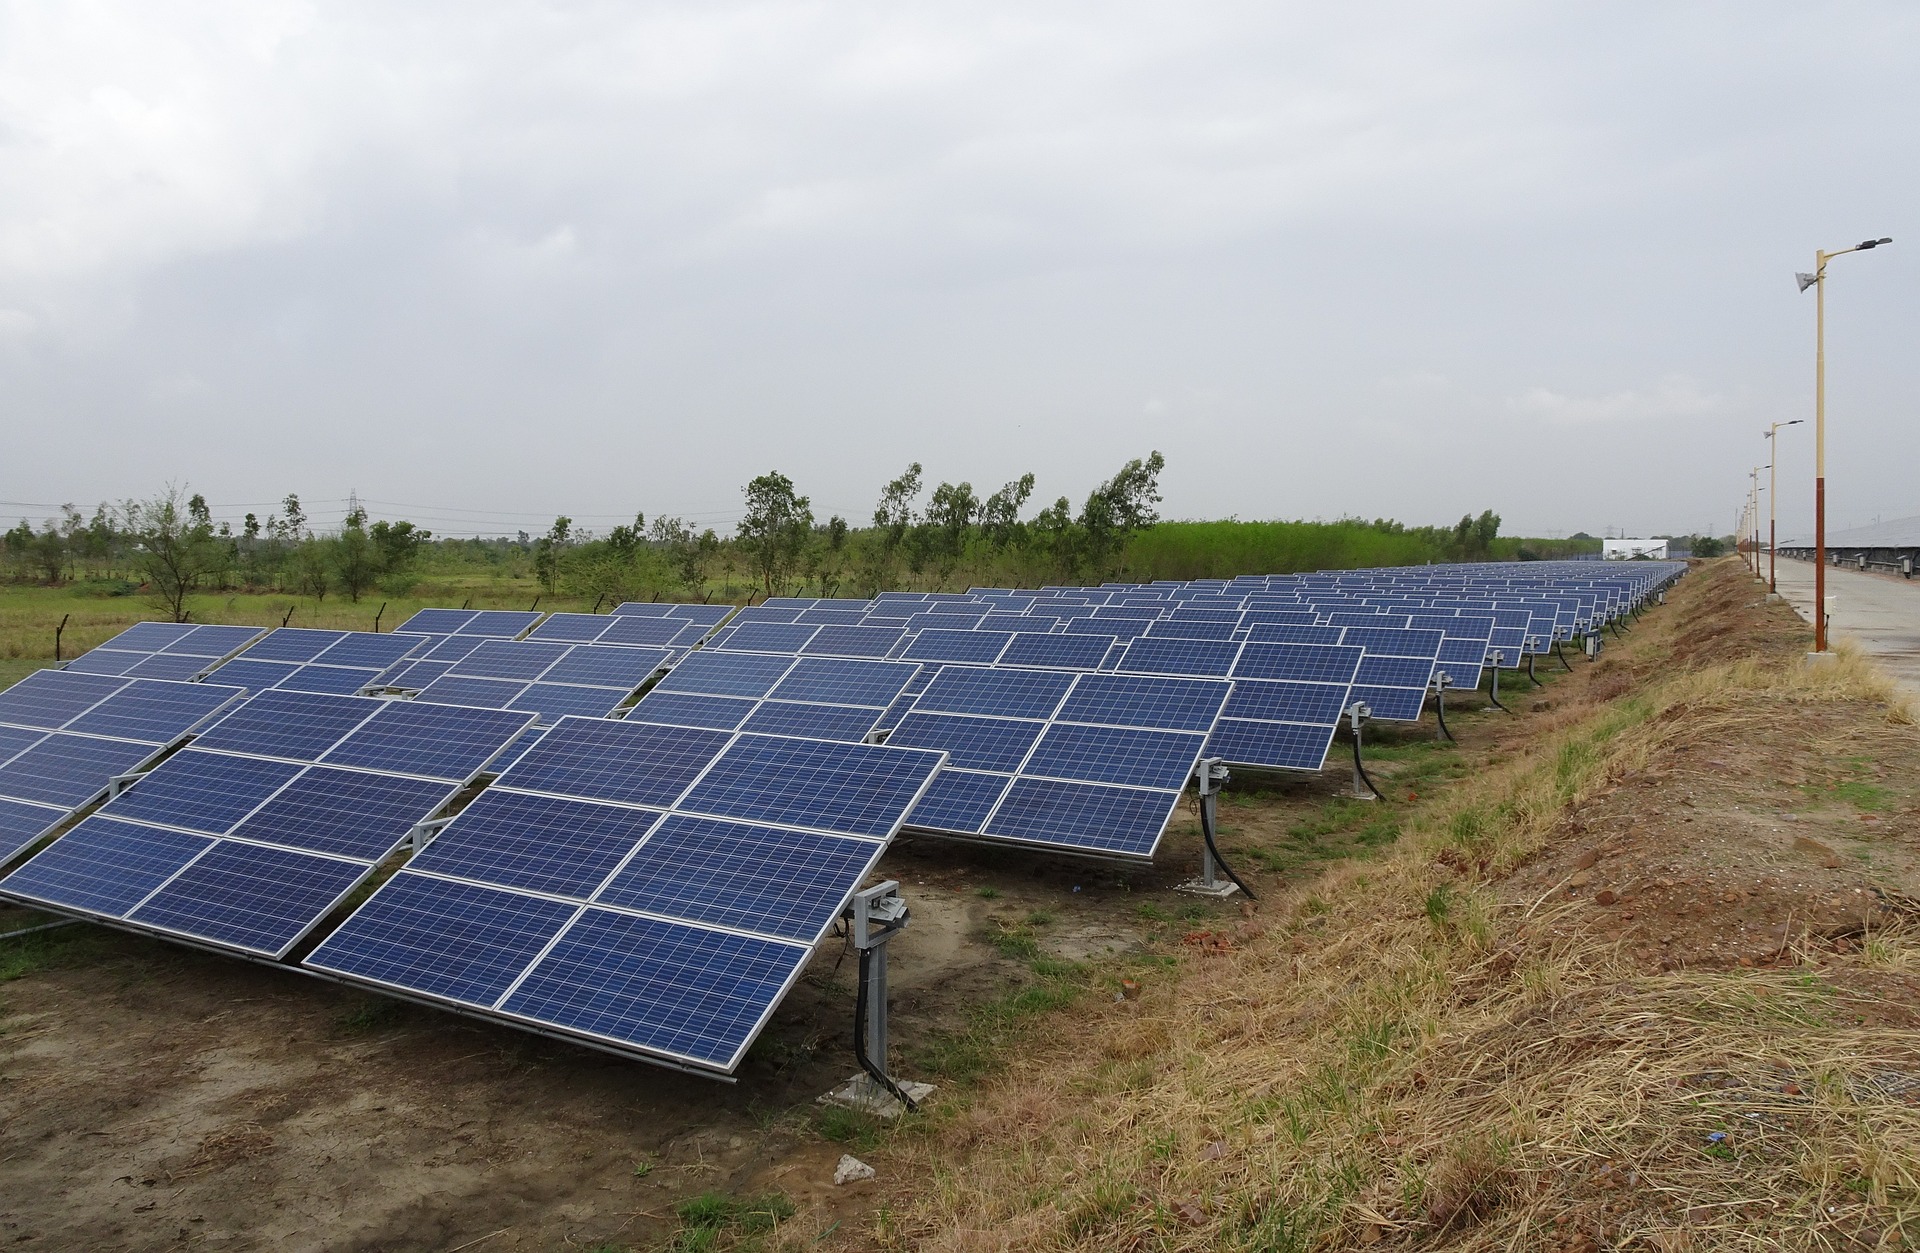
[1122,521,1597,582]
[664,1191,797,1252]
[333,996,407,1035]
[915,960,1093,1086]
[0,918,107,983]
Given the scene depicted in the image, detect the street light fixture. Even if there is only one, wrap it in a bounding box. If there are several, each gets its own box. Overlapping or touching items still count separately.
[1798,237,1892,651]
[1751,467,1768,578]
[1764,420,1804,592]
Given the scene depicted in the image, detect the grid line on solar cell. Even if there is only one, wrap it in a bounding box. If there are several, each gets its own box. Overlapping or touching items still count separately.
[0,796,66,865]
[105,750,304,835]
[0,670,129,731]
[678,734,942,838]
[0,816,212,916]
[735,701,883,742]
[624,690,758,730]
[191,690,381,762]
[410,789,663,898]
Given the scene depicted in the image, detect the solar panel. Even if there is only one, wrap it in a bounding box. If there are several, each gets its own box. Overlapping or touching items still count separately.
[305,717,945,1073]
[895,666,1229,859]
[61,622,265,681]
[1338,626,1443,722]
[1113,637,1241,678]
[628,655,915,744]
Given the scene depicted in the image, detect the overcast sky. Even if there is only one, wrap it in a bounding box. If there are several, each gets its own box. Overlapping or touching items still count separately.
[1,1,1913,541]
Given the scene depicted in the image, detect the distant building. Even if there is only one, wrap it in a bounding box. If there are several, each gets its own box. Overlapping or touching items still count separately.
[1602,538,1668,560]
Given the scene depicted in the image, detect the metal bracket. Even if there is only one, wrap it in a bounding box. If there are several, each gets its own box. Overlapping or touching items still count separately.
[408,815,457,852]
[106,772,143,799]
[1177,758,1238,897]
[1346,701,1378,801]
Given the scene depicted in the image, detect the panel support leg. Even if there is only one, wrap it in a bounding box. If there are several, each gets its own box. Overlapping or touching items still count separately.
[822,882,933,1118]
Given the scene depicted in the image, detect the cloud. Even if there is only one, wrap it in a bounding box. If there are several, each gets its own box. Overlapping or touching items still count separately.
[1504,376,1728,426]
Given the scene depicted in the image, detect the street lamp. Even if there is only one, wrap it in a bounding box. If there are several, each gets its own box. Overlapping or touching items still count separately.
[1751,466,1768,578]
[1764,420,1804,592]
[1797,237,1892,651]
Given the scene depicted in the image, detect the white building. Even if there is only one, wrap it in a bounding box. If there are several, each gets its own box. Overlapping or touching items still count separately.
[1602,538,1668,560]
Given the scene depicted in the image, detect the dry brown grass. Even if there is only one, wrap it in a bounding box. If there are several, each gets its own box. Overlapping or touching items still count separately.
[862,563,1920,1252]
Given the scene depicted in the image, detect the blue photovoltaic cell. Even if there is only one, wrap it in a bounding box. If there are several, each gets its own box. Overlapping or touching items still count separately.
[166,625,264,656]
[415,676,524,708]
[208,659,302,692]
[458,611,543,638]
[528,612,614,642]
[1437,661,1482,690]
[1245,623,1346,646]
[985,778,1173,858]
[1054,673,1230,732]
[539,646,670,689]
[97,621,199,652]
[1340,627,1443,659]
[321,700,536,782]
[999,632,1111,670]
[417,635,488,662]
[0,816,211,916]
[1145,619,1238,641]
[499,910,802,1069]
[395,608,476,634]
[499,718,733,807]
[801,626,903,658]
[0,670,126,730]
[665,604,733,626]
[0,797,63,862]
[314,633,426,668]
[872,690,919,734]
[1062,617,1144,640]
[242,628,347,663]
[1116,637,1240,677]
[718,622,817,653]
[121,653,214,681]
[129,842,369,956]
[736,701,882,742]
[678,734,941,837]
[191,690,377,762]
[1023,724,1205,790]
[1204,720,1336,772]
[899,630,1010,664]
[508,684,627,721]
[58,650,145,676]
[596,813,884,942]
[307,872,578,1006]
[276,665,384,696]
[765,657,916,708]
[886,713,1043,772]
[593,616,692,647]
[484,726,547,775]
[1221,681,1352,724]
[411,789,661,898]
[655,650,795,698]
[381,661,454,690]
[913,667,1075,720]
[904,769,1010,833]
[456,640,572,680]
[624,690,757,730]
[1355,655,1436,689]
[106,750,303,834]
[1232,643,1365,685]
[902,611,986,633]
[239,767,457,860]
[0,734,159,807]
[0,725,45,766]
[1352,685,1426,721]
[795,609,867,626]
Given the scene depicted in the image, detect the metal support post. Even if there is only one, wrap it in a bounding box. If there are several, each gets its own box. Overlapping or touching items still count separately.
[822,881,933,1118]
[1347,701,1379,801]
[1177,758,1240,898]
[1485,653,1513,714]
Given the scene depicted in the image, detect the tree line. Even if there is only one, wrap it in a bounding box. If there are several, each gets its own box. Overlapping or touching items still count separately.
[5,452,1577,618]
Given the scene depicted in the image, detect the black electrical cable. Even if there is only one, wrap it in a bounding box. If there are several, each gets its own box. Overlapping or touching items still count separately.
[1198,789,1256,901]
[1434,686,1454,741]
[854,947,918,1113]
[1554,640,1574,672]
[1349,723,1383,800]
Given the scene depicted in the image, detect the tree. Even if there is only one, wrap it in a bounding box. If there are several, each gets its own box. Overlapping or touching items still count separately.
[737,471,813,596]
[1471,509,1501,557]
[1078,451,1165,577]
[920,480,979,580]
[979,473,1036,552]
[129,485,222,621]
[333,504,379,601]
[533,516,572,594]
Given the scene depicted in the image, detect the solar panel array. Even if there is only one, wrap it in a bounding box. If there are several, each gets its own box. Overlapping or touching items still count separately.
[8,567,1679,1075]
[305,716,945,1073]
[0,670,247,864]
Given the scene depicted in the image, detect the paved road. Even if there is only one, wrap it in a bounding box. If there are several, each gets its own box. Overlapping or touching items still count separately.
[1767,555,1920,699]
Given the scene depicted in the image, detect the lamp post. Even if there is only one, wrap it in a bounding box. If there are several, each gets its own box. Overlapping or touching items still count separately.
[1751,467,1767,578]
[1798,237,1892,652]
[1764,420,1803,592]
